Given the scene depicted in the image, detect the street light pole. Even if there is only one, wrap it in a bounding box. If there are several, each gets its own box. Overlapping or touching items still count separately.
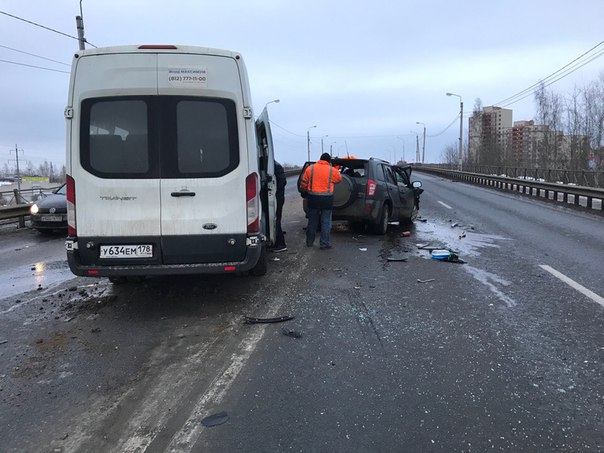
[410,131,419,163]
[307,125,317,162]
[330,141,337,155]
[264,99,280,110]
[416,121,426,164]
[321,135,329,153]
[446,92,463,171]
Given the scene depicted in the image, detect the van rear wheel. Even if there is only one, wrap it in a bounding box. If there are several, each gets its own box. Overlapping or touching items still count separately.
[249,245,268,276]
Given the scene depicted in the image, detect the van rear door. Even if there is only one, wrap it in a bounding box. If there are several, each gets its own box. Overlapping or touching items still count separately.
[255,108,276,245]
[72,53,162,255]
[156,53,247,264]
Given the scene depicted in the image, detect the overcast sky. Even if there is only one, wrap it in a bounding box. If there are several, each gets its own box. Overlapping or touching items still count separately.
[1,0,603,170]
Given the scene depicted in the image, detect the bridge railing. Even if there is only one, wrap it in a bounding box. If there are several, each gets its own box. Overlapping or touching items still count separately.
[415,165,604,213]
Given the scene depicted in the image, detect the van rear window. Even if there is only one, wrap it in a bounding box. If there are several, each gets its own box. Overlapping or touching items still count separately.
[85,100,150,175]
[80,96,239,179]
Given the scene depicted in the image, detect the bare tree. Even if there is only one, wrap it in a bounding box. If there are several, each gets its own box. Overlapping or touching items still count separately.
[440,143,458,167]
[37,161,50,179]
[2,163,11,177]
[24,160,36,176]
[534,83,564,168]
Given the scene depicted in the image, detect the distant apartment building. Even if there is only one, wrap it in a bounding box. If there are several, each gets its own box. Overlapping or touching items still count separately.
[510,120,550,167]
[468,106,594,168]
[468,106,513,164]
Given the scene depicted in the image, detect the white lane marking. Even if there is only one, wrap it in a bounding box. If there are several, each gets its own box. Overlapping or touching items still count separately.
[464,265,516,308]
[115,338,221,453]
[438,201,453,209]
[166,315,282,452]
[167,254,311,452]
[539,265,604,308]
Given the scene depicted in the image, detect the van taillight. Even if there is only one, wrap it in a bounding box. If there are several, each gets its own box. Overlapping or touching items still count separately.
[367,179,377,197]
[66,174,76,237]
[246,173,260,234]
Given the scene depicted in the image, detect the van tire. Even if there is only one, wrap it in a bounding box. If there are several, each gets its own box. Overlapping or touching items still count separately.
[249,245,268,276]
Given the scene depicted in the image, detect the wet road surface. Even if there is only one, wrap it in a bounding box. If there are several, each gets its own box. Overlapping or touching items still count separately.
[0,173,602,452]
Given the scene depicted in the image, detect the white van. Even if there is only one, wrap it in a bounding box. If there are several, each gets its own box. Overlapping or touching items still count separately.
[64,45,276,280]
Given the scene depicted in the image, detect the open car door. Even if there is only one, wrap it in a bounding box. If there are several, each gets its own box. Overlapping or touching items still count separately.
[255,108,276,246]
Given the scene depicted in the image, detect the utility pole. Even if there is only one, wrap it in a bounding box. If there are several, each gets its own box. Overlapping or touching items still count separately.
[416,121,426,164]
[76,1,87,50]
[76,16,86,50]
[9,145,23,195]
[416,135,420,162]
[306,125,317,162]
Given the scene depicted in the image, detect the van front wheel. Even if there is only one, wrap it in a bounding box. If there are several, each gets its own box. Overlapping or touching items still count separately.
[249,245,268,276]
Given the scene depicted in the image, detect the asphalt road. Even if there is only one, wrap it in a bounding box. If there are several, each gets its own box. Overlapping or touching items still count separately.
[0,173,602,452]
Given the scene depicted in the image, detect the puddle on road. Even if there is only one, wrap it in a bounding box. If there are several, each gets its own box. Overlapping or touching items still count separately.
[414,220,510,258]
[413,219,517,307]
[1,259,74,303]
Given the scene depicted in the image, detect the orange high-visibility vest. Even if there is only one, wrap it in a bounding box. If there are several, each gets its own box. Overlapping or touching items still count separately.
[300,160,342,196]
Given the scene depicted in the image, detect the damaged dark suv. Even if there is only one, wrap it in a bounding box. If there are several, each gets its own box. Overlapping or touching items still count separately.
[298,157,423,234]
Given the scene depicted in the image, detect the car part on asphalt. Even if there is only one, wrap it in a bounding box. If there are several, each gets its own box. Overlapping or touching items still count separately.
[281,328,302,338]
[201,412,229,427]
[244,315,294,324]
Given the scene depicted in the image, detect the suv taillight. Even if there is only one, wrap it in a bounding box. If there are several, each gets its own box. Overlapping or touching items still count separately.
[66,174,76,237]
[246,173,260,234]
[366,179,377,197]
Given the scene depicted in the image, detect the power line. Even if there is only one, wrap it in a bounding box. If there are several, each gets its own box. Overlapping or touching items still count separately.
[494,40,604,107]
[499,48,604,108]
[0,44,70,66]
[0,58,70,74]
[427,114,461,138]
[0,10,96,47]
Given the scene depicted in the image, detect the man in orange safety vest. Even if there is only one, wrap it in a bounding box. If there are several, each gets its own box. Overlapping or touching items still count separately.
[300,153,342,249]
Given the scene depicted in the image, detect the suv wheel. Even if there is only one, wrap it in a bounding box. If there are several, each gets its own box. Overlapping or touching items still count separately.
[373,204,389,235]
[401,204,419,224]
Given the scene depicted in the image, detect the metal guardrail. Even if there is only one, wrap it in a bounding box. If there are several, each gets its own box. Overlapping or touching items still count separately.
[415,165,604,213]
[0,205,30,221]
[422,164,604,188]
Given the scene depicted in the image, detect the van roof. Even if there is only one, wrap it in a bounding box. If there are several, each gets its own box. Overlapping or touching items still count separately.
[74,45,241,59]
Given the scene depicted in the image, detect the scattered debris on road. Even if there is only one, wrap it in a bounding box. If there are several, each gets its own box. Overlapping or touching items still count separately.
[431,249,466,264]
[387,256,408,262]
[417,279,435,283]
[359,248,368,252]
[244,315,294,324]
[201,411,229,427]
[458,231,466,239]
[281,328,302,339]
[402,231,412,237]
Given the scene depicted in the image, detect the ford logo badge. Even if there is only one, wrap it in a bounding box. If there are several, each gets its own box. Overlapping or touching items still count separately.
[202,223,217,230]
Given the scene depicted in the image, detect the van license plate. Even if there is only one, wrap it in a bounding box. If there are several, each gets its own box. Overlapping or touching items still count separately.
[99,245,153,259]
